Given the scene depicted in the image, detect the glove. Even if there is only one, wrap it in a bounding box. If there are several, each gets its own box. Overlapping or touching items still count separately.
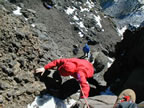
[77,73,81,82]
[36,67,45,76]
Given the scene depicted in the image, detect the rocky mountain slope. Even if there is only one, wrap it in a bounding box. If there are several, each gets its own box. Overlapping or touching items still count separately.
[0,0,144,108]
[100,0,144,28]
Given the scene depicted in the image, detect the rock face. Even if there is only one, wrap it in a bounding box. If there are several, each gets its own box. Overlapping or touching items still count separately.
[0,7,46,107]
[72,95,117,108]
[123,67,144,103]
[104,27,144,103]
[100,0,144,28]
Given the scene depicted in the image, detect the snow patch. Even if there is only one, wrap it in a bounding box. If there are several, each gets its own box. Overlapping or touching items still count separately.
[73,16,79,21]
[28,94,76,108]
[24,18,28,21]
[80,6,90,12]
[104,16,108,18]
[86,0,95,9]
[102,29,105,32]
[93,15,102,28]
[117,26,127,40]
[70,22,75,25]
[132,24,140,28]
[65,7,76,15]
[80,0,94,12]
[107,57,114,68]
[77,21,85,28]
[31,24,36,27]
[107,62,112,68]
[78,32,84,37]
[13,6,22,16]
[108,57,114,62]
[76,21,88,33]
[138,0,144,4]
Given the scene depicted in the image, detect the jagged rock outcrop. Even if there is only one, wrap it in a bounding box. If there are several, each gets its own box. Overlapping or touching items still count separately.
[0,7,47,107]
[100,0,144,28]
[104,27,144,103]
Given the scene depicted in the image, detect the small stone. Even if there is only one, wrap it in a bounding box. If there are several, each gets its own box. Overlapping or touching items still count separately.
[16,31,25,39]
[18,3,24,8]
[14,77,22,83]
[2,66,14,76]
[27,9,36,14]
[7,92,12,97]
[0,53,2,57]
[0,82,8,90]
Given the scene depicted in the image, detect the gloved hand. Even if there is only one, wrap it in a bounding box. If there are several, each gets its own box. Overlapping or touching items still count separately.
[77,73,81,82]
[36,67,45,76]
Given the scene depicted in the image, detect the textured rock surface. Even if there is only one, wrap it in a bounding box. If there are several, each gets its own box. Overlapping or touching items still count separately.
[100,0,144,28]
[72,95,117,108]
[104,27,144,104]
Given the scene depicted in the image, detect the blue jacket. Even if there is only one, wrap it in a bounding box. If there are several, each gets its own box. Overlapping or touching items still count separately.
[83,44,90,53]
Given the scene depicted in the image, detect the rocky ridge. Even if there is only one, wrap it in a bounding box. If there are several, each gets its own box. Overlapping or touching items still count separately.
[0,4,47,107]
[100,0,144,28]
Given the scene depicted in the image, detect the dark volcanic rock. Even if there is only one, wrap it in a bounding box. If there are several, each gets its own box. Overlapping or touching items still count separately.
[93,51,108,73]
[104,27,144,103]
[0,7,46,107]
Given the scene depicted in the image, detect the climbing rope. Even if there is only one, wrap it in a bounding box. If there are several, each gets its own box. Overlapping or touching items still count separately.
[79,84,90,108]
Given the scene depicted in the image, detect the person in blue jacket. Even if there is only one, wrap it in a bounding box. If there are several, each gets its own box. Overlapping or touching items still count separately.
[83,43,90,57]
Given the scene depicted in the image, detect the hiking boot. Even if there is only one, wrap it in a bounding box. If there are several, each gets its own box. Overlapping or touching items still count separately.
[113,89,136,108]
[117,89,136,103]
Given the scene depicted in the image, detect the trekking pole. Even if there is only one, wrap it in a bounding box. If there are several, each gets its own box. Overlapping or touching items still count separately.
[79,84,90,108]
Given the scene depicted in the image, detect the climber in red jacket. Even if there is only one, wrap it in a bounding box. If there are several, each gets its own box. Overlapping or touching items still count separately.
[36,58,94,98]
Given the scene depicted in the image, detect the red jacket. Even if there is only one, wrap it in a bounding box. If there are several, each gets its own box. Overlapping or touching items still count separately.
[44,58,94,98]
